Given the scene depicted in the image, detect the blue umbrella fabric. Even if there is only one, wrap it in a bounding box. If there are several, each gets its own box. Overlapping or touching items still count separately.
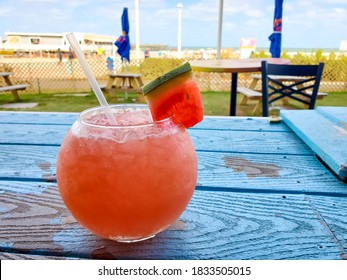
[115,7,131,62]
[269,0,283,58]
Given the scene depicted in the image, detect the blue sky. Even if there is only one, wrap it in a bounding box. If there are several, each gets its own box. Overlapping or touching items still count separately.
[0,0,346,49]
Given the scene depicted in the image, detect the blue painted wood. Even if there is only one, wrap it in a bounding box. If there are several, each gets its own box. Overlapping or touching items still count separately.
[1,111,346,260]
[0,252,79,260]
[0,112,291,132]
[0,124,312,154]
[0,123,69,145]
[0,111,78,125]
[194,116,292,132]
[316,107,347,125]
[281,107,347,181]
[310,195,347,257]
[0,182,344,259]
[1,145,346,195]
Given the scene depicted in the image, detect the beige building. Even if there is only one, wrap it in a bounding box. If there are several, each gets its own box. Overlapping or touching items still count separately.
[1,32,115,54]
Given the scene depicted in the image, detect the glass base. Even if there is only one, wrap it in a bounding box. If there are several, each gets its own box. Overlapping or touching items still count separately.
[107,225,171,243]
[108,233,156,243]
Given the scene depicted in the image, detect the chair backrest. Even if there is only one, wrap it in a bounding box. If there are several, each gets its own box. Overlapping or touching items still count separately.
[261,61,325,117]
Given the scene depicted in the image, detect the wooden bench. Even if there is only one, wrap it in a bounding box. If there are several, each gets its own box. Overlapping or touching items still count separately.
[237,87,262,114]
[0,84,28,93]
[305,90,328,100]
[0,72,28,101]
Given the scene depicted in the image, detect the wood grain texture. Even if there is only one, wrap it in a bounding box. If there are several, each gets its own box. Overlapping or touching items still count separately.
[0,252,77,260]
[0,123,69,145]
[0,184,343,260]
[198,152,347,194]
[191,129,312,155]
[0,124,312,156]
[194,116,291,132]
[308,195,347,259]
[0,145,58,181]
[1,146,346,195]
[0,112,290,131]
[0,148,347,195]
[0,111,78,125]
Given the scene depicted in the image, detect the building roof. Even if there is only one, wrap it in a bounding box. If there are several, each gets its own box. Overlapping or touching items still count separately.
[5,31,63,38]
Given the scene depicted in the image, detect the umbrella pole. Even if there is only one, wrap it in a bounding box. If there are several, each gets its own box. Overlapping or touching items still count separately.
[112,36,116,61]
[122,58,128,100]
[135,0,141,60]
[217,0,223,59]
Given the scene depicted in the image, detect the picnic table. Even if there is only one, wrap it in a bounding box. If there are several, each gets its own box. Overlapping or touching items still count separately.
[102,73,145,101]
[190,58,290,116]
[0,107,346,260]
[0,72,28,101]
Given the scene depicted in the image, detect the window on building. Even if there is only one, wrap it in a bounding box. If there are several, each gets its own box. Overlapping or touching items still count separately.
[30,38,40,44]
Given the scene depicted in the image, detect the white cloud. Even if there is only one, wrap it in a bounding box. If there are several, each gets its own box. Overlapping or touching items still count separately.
[333,7,347,14]
[244,9,264,18]
[65,0,90,8]
[0,7,13,16]
[20,0,58,3]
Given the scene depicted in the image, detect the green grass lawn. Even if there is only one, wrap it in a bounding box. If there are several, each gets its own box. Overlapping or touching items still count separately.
[0,91,347,116]
[0,92,145,113]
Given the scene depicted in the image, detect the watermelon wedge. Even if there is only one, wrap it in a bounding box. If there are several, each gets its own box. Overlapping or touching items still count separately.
[142,62,203,128]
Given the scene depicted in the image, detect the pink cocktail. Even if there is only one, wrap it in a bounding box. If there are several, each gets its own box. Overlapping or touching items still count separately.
[56,105,197,242]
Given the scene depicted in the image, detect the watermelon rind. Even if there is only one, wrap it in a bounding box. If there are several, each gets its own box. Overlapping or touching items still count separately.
[142,62,192,95]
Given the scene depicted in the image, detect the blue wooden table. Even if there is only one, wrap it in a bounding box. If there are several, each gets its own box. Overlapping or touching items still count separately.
[0,107,346,260]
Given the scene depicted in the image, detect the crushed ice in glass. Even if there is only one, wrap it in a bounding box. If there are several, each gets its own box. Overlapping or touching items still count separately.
[75,107,181,143]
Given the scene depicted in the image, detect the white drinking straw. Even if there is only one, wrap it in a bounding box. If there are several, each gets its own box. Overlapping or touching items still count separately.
[66,33,116,124]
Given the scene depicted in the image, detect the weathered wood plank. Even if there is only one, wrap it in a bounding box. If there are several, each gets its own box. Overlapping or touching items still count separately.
[316,106,347,127]
[0,252,77,260]
[0,184,342,259]
[0,123,69,145]
[237,86,262,98]
[308,195,347,259]
[0,111,78,125]
[0,112,291,132]
[191,129,312,155]
[0,181,55,195]
[195,116,292,131]
[197,151,346,194]
[0,124,312,155]
[0,145,57,181]
[281,107,347,180]
[0,146,345,194]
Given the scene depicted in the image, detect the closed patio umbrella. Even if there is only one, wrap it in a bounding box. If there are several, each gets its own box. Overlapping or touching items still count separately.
[115,7,131,62]
[269,0,283,58]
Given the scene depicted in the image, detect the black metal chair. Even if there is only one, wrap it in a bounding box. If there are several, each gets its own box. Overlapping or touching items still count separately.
[261,61,325,117]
